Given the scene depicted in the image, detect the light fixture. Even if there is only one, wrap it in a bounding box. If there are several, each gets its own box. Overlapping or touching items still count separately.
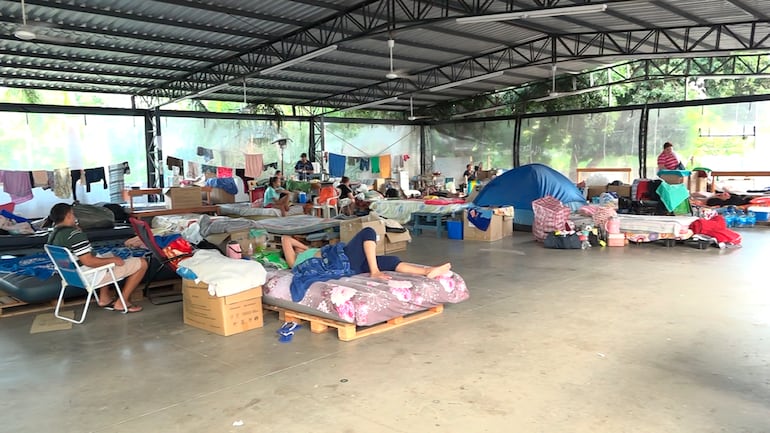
[451,105,508,119]
[260,45,338,75]
[193,82,230,97]
[338,96,399,113]
[457,4,607,24]
[429,71,505,92]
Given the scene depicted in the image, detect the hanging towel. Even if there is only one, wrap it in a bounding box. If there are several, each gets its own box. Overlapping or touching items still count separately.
[358,158,370,171]
[379,154,391,177]
[53,168,72,199]
[108,162,130,203]
[31,171,49,188]
[196,146,214,162]
[328,153,346,177]
[217,166,233,178]
[370,156,380,174]
[0,170,34,204]
[244,154,264,178]
[263,162,278,171]
[348,157,357,166]
[45,171,54,191]
[166,156,184,174]
[84,167,108,191]
[186,161,201,179]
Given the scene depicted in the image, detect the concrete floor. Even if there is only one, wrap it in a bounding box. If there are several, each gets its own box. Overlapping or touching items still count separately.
[2,229,770,433]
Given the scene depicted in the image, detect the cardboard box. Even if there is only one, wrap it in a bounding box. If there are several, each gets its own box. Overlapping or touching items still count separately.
[384,230,411,253]
[182,280,263,336]
[606,184,632,198]
[165,186,202,209]
[463,212,512,242]
[659,174,686,185]
[206,229,254,256]
[206,187,235,204]
[339,214,386,255]
[607,233,627,247]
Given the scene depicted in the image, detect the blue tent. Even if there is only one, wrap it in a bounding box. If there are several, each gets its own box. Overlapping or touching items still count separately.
[473,163,586,225]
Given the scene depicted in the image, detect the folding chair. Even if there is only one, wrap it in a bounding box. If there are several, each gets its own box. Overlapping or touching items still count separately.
[44,244,128,324]
[129,217,190,304]
[312,185,339,218]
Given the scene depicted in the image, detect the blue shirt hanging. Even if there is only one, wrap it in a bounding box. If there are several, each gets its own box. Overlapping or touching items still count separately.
[328,153,346,177]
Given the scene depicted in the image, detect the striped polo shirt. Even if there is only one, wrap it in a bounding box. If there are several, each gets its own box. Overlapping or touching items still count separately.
[657,150,680,170]
[48,226,92,257]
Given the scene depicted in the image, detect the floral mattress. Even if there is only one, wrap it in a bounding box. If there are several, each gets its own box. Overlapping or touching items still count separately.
[369,200,469,224]
[263,269,469,326]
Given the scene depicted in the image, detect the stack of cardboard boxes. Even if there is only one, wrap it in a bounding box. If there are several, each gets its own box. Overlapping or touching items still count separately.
[339,214,411,254]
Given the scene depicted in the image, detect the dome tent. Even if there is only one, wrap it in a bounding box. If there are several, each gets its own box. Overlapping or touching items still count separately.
[472,163,586,226]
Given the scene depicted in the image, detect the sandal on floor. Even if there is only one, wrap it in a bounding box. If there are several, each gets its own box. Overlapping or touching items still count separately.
[99,299,117,310]
[111,303,143,313]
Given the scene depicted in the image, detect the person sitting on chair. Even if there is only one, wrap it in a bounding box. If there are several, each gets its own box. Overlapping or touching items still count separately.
[337,176,356,215]
[263,176,291,216]
[47,203,147,313]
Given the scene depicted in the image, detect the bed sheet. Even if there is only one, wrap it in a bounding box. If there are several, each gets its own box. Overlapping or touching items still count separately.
[151,214,229,233]
[217,203,305,218]
[248,215,341,235]
[369,200,469,224]
[263,269,469,326]
[618,214,697,241]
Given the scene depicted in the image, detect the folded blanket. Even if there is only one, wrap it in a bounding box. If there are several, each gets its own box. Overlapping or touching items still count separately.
[181,249,267,296]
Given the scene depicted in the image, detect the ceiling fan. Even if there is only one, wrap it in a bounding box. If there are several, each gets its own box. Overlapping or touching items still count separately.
[12,0,67,43]
[533,64,604,102]
[407,96,432,121]
[385,39,415,80]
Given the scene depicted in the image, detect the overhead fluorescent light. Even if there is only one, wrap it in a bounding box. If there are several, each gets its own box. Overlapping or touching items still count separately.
[429,71,505,92]
[451,105,508,119]
[261,45,338,75]
[193,82,230,97]
[456,4,607,24]
[338,96,399,113]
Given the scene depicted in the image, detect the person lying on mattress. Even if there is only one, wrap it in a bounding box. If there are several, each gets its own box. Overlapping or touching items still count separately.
[280,227,451,302]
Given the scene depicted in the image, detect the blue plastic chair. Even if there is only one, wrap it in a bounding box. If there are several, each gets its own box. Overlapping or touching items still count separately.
[44,244,128,323]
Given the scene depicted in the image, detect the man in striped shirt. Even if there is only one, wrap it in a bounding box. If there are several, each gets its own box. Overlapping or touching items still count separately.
[657,142,685,171]
[47,203,147,313]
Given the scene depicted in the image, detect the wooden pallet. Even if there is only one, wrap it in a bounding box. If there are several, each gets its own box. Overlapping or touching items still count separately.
[263,303,444,341]
[0,282,151,318]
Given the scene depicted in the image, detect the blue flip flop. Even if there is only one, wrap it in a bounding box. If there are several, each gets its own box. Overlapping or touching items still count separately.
[277,322,301,343]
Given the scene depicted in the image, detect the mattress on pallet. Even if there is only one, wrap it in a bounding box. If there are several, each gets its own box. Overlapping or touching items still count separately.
[0,224,136,255]
[263,269,469,326]
[369,200,469,224]
[618,214,698,239]
[248,215,341,235]
[217,203,304,218]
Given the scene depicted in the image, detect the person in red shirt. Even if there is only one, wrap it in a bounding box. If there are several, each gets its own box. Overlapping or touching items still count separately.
[657,142,685,171]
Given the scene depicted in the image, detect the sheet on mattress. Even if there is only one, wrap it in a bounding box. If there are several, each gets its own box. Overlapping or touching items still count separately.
[217,203,304,218]
[248,215,341,235]
[617,215,697,236]
[263,269,469,326]
[369,200,469,224]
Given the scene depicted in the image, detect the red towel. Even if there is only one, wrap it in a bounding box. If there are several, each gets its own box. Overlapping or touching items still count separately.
[690,215,741,245]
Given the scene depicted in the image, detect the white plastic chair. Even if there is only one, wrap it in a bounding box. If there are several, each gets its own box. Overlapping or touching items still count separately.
[44,244,128,323]
[312,188,339,218]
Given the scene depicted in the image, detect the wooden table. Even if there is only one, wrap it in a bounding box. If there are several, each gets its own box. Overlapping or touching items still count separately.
[123,187,215,212]
[710,171,770,192]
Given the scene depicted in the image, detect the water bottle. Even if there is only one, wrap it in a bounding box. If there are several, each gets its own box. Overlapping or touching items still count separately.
[246,243,254,259]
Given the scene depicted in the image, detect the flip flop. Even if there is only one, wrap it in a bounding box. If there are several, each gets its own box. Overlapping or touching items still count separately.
[98,298,117,309]
[111,303,143,314]
[277,322,301,334]
[278,331,295,343]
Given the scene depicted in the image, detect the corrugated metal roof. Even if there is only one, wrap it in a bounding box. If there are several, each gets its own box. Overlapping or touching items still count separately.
[0,0,769,113]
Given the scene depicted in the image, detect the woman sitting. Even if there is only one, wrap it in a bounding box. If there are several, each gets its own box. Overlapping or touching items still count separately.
[263,176,291,216]
[281,227,451,301]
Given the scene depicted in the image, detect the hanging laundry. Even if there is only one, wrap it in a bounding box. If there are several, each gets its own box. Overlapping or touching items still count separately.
[0,170,34,204]
[201,164,217,175]
[234,169,252,192]
[348,157,358,166]
[108,162,130,203]
[31,171,49,188]
[263,162,278,171]
[244,154,264,178]
[45,171,55,191]
[53,168,72,199]
[186,161,201,179]
[358,157,370,171]
[370,156,380,174]
[166,156,184,174]
[71,168,107,201]
[216,166,233,178]
[197,146,215,162]
[328,153,346,177]
[379,155,392,177]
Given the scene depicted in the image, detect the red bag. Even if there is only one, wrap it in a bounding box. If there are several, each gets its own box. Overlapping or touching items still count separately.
[532,196,571,242]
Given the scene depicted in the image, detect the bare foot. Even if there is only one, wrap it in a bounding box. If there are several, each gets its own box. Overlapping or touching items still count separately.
[426,263,452,279]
